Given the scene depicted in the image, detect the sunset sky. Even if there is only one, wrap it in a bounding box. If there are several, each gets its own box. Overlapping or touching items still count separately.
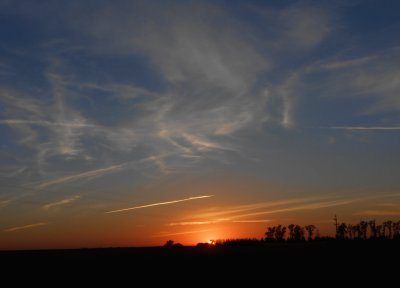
[1,0,400,250]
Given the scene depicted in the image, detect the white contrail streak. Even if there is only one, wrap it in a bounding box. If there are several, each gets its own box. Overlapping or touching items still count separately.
[153,229,212,237]
[106,195,214,214]
[42,195,81,210]
[330,126,400,130]
[232,219,272,223]
[0,119,96,128]
[37,164,125,189]
[4,222,50,232]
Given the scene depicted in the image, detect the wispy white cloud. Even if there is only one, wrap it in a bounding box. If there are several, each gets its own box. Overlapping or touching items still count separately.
[71,81,157,99]
[46,68,87,158]
[2,2,331,192]
[76,1,299,161]
[280,4,332,48]
[106,195,214,214]
[4,222,50,232]
[148,155,169,174]
[42,195,81,210]
[0,198,12,209]
[307,49,400,113]
[182,133,225,152]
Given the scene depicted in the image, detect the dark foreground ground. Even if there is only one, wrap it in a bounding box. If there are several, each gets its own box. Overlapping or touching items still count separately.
[2,241,399,283]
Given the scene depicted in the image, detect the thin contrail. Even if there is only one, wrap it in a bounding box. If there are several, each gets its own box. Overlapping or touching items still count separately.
[153,229,212,237]
[330,126,400,130]
[0,119,96,128]
[4,222,50,232]
[106,195,214,214]
[42,195,81,210]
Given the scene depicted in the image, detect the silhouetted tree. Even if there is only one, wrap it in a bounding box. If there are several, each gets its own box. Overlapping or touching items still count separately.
[295,225,305,241]
[393,221,400,239]
[265,225,287,242]
[288,224,295,241]
[315,229,320,240]
[353,224,361,239]
[287,224,305,241]
[337,223,347,240]
[376,225,383,238]
[216,238,262,247]
[347,224,354,239]
[368,220,377,239]
[305,225,316,241]
[383,221,393,239]
[265,226,276,242]
[164,240,175,247]
[275,225,287,242]
[359,221,368,240]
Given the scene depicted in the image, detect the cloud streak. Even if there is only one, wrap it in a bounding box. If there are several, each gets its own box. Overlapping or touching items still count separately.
[355,210,400,216]
[0,119,96,128]
[37,164,126,189]
[183,193,400,224]
[4,222,50,232]
[329,126,400,131]
[228,199,355,219]
[232,219,272,223]
[168,220,222,226]
[189,196,328,220]
[42,195,81,210]
[106,195,214,214]
[153,229,212,237]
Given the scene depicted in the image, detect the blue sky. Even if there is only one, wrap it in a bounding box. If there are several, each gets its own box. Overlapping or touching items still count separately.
[1,1,400,248]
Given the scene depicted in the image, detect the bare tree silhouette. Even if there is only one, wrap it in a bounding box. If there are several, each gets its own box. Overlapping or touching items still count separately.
[383,221,393,239]
[337,223,347,240]
[353,224,361,239]
[376,225,383,238]
[287,224,305,241]
[347,224,354,239]
[359,221,368,240]
[368,220,377,239]
[265,226,276,242]
[265,225,287,242]
[305,225,316,241]
[261,218,400,244]
[275,225,287,242]
[288,224,295,241]
[393,221,400,239]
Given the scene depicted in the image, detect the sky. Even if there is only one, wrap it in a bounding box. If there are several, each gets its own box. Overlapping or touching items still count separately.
[1,0,400,250]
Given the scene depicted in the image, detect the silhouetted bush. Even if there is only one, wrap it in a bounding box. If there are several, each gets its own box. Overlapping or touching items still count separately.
[215,238,262,247]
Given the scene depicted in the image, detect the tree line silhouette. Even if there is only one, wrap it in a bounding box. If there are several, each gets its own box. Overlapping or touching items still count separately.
[265,219,400,242]
[165,218,400,247]
[335,220,400,240]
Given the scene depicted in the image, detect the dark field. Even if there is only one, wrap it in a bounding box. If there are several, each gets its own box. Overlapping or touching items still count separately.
[2,241,399,277]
